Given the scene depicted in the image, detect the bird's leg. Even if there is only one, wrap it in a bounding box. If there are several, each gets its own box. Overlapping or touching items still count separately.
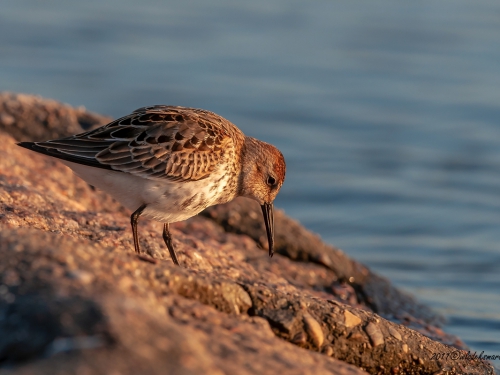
[130,204,147,254]
[163,223,180,266]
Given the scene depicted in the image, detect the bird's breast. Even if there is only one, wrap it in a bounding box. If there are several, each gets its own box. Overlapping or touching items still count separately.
[143,165,238,223]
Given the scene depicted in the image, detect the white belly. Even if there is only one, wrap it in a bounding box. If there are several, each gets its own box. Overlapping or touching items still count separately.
[62,161,232,223]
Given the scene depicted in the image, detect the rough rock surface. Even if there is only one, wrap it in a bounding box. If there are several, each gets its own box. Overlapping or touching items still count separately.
[0,92,111,142]
[0,92,495,375]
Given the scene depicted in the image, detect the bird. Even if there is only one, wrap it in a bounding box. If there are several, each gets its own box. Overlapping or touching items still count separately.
[17,105,286,265]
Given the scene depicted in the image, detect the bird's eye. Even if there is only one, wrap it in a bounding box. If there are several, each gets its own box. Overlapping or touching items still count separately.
[267,176,276,186]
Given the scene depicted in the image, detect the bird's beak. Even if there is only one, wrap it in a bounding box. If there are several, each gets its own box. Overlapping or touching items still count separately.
[261,203,275,257]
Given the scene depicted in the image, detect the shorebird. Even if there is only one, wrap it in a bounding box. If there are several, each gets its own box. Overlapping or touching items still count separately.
[18,105,286,265]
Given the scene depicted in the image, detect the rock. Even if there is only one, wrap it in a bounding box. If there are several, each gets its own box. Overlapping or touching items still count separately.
[388,326,402,341]
[67,270,94,285]
[344,310,362,328]
[302,312,324,348]
[202,198,445,328]
[0,92,110,142]
[322,345,334,357]
[0,92,494,375]
[291,331,307,346]
[364,322,384,347]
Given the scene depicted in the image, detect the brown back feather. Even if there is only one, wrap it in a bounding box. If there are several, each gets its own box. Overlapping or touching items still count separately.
[34,106,242,182]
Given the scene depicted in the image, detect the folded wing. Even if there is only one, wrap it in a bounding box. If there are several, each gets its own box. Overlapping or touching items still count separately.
[19,106,231,182]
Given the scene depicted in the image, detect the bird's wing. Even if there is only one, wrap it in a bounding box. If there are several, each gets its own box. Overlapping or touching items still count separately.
[19,106,232,182]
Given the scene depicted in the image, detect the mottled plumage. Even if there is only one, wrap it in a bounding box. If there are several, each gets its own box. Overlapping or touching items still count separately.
[29,106,241,181]
[18,105,286,266]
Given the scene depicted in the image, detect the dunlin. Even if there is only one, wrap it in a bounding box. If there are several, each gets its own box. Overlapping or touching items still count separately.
[18,106,286,265]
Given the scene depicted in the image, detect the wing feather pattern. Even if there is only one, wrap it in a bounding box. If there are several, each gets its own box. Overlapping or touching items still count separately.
[18,106,237,182]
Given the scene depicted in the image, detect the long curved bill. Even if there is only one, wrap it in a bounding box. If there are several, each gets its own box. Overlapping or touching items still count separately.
[260,203,275,257]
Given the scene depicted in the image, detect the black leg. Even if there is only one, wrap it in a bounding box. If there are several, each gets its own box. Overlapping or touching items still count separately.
[130,204,147,254]
[162,223,180,266]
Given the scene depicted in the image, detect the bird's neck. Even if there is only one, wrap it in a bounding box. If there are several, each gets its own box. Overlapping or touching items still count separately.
[235,136,259,196]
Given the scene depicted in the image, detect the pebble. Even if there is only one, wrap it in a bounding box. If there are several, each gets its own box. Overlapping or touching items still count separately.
[0,113,14,126]
[344,310,361,327]
[388,326,402,341]
[317,253,332,267]
[67,270,94,285]
[291,331,307,345]
[118,276,134,289]
[66,219,79,230]
[322,345,334,356]
[347,332,364,342]
[365,322,384,347]
[302,312,324,347]
[276,298,288,307]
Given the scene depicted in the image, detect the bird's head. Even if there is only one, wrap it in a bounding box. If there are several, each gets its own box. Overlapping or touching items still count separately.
[239,137,286,257]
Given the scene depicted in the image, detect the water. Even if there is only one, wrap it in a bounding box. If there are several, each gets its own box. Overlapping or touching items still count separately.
[1,0,499,361]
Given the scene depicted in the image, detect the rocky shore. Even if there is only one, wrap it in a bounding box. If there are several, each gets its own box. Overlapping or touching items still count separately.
[0,92,495,375]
